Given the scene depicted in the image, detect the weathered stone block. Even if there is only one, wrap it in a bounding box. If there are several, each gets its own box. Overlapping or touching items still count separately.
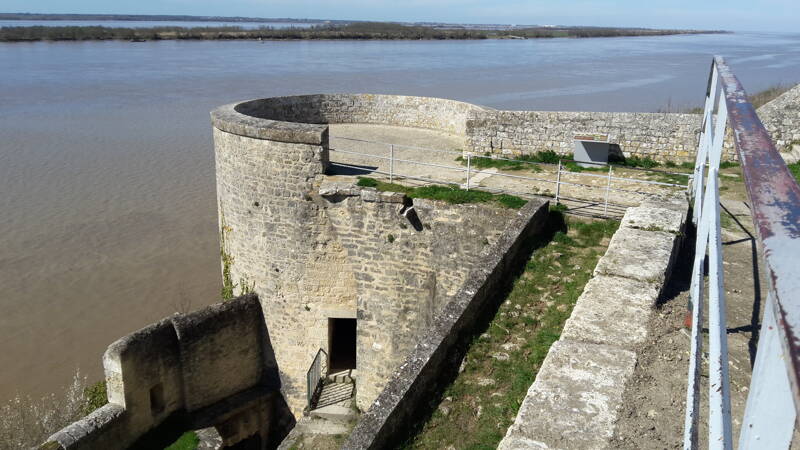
[593,227,677,285]
[560,275,659,349]
[498,340,636,450]
[620,204,686,234]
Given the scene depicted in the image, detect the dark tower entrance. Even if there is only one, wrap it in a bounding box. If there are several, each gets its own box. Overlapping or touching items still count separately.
[328,318,356,372]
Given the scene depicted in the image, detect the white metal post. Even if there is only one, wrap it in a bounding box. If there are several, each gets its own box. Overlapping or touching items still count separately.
[555,160,562,204]
[604,165,612,215]
[389,144,394,184]
[466,153,471,191]
[706,169,733,450]
[737,294,797,449]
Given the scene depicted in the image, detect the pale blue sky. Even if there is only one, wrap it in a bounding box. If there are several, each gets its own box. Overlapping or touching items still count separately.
[3,0,797,32]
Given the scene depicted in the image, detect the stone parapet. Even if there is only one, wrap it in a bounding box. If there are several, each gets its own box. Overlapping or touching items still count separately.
[42,295,293,450]
[498,199,689,449]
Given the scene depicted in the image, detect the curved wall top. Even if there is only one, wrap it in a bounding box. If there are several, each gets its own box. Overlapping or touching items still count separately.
[211,94,492,144]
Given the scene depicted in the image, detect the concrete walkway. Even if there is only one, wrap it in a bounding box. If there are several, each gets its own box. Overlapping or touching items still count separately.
[328,124,686,219]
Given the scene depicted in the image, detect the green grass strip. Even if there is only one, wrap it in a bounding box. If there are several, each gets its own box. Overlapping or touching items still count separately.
[356,177,527,209]
[404,208,618,449]
[165,432,199,450]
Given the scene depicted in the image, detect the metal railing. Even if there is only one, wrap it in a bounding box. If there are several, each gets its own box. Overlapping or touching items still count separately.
[683,56,800,449]
[328,136,689,218]
[306,348,328,412]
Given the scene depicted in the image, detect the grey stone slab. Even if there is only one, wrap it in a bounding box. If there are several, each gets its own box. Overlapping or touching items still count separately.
[498,340,636,450]
[560,275,660,350]
[620,204,685,234]
[593,227,677,285]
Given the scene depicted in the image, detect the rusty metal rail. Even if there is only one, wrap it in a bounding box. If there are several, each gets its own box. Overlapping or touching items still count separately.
[683,56,800,449]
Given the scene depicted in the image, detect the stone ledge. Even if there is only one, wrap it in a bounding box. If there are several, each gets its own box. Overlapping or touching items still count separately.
[498,340,637,450]
[560,275,660,350]
[211,102,328,145]
[593,227,678,287]
[620,204,686,235]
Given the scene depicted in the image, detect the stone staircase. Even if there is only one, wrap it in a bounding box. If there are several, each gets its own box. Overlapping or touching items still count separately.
[309,370,356,421]
[277,371,357,449]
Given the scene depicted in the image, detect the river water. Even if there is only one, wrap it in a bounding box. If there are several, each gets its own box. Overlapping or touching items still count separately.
[0,32,798,401]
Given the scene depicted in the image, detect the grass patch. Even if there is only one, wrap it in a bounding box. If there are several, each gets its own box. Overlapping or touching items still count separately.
[404,208,619,449]
[456,154,542,172]
[81,381,107,416]
[165,432,199,450]
[356,177,527,209]
[748,83,793,109]
[789,162,800,184]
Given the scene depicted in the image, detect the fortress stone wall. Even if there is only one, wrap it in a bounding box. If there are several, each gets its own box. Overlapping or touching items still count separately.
[318,184,518,410]
[756,84,800,152]
[212,100,521,416]
[44,295,294,450]
[466,110,715,162]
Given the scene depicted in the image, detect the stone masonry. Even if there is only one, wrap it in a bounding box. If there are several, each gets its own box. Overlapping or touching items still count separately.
[757,84,800,153]
[43,295,294,450]
[212,99,523,417]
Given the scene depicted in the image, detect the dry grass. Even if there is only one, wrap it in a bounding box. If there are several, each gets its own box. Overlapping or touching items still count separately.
[0,372,88,449]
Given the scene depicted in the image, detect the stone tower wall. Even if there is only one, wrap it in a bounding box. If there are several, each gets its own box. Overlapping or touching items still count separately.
[319,187,518,410]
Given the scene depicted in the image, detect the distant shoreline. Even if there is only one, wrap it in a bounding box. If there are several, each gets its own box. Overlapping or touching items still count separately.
[0,12,334,24]
[0,22,728,43]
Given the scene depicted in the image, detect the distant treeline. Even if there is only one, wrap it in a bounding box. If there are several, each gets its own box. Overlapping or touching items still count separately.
[0,12,326,23]
[0,22,726,42]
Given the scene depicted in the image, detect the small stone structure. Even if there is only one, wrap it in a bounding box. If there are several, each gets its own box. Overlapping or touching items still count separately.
[43,295,294,449]
[498,198,688,449]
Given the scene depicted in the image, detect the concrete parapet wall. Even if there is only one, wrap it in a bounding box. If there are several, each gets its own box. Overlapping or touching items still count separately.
[342,199,549,449]
[498,198,688,449]
[43,295,291,450]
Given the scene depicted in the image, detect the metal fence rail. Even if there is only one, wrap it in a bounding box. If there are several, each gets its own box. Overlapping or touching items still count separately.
[328,137,688,218]
[306,348,328,412]
[683,56,800,449]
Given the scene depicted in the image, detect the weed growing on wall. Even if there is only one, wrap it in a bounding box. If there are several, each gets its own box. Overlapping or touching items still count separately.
[405,207,619,449]
[219,210,236,301]
[81,381,107,416]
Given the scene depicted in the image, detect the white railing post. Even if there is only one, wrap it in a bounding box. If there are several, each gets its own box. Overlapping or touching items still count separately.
[466,153,472,191]
[706,168,733,450]
[555,160,562,204]
[604,164,612,215]
[389,144,394,184]
[738,294,797,448]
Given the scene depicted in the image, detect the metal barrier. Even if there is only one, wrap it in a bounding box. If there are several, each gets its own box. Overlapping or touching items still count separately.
[683,56,800,449]
[306,348,328,412]
[328,136,688,219]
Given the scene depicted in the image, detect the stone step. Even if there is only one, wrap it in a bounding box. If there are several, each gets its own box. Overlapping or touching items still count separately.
[309,403,357,422]
[311,380,355,415]
[326,369,356,383]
